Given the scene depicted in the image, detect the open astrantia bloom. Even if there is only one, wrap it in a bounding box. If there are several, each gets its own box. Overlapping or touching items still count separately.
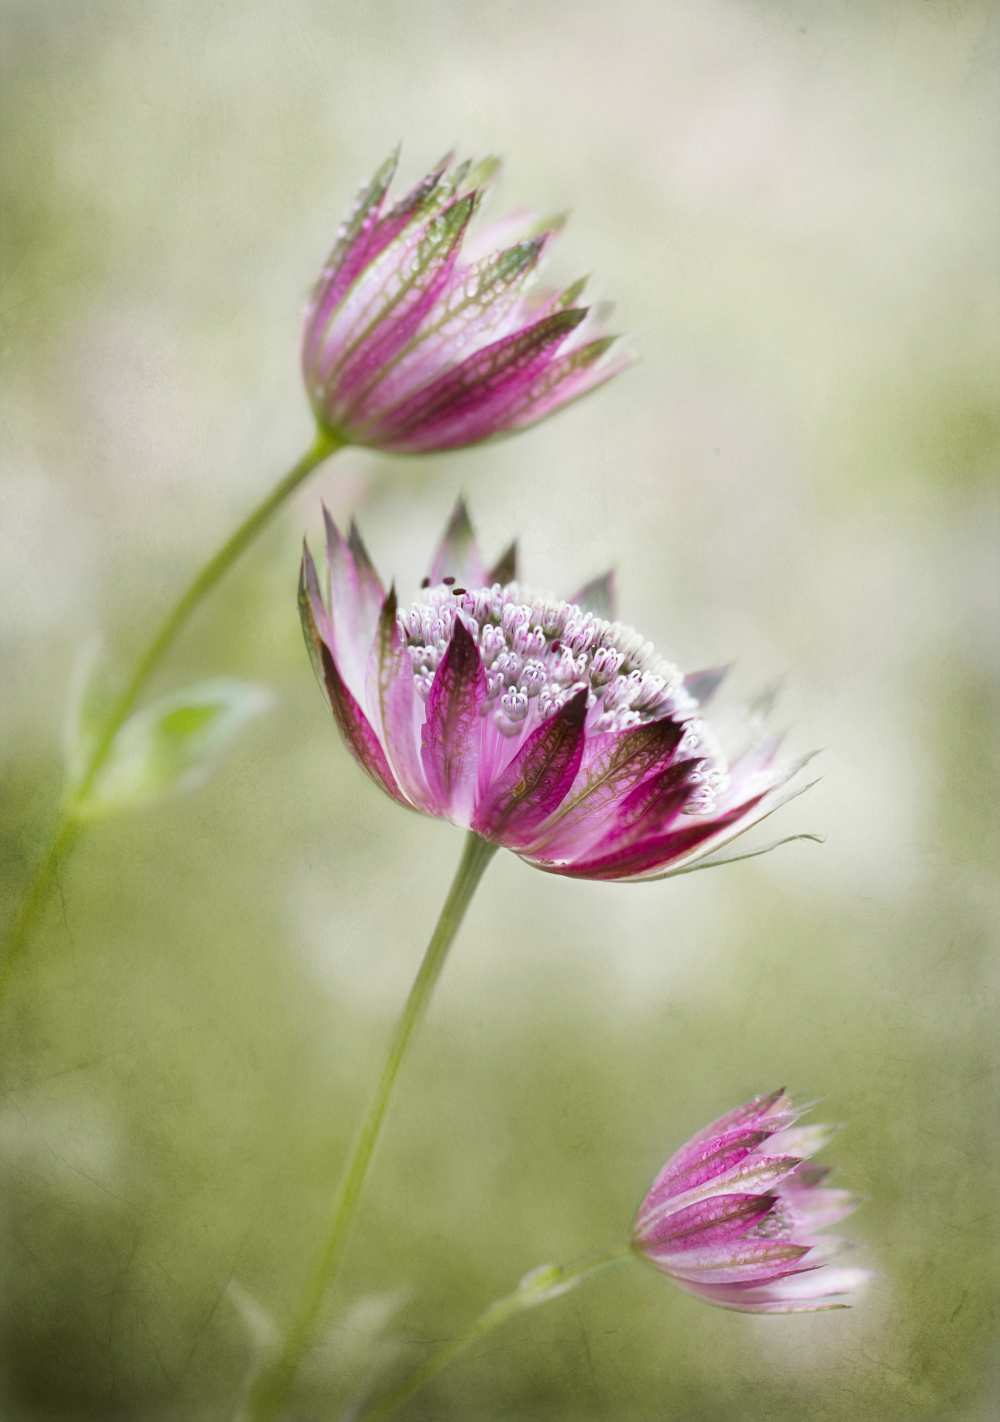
[632,1090,867,1313]
[302,150,626,453]
[299,501,816,882]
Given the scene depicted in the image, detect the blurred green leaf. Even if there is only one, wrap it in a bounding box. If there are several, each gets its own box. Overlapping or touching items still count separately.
[63,637,120,790]
[71,678,273,820]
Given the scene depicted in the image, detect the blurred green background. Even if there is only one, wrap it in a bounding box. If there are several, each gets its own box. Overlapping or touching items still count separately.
[1,1,997,1418]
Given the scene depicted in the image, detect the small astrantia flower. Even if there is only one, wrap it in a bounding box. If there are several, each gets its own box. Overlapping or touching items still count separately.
[299,500,816,882]
[302,150,626,453]
[632,1090,868,1313]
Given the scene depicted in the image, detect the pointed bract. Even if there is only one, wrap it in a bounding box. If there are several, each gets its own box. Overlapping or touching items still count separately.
[428,497,488,588]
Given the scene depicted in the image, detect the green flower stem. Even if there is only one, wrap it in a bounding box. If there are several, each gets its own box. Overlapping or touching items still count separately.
[0,428,343,1002]
[358,1249,633,1422]
[247,831,499,1422]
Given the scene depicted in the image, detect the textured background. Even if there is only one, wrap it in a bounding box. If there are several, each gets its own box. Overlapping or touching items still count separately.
[1,1,997,1418]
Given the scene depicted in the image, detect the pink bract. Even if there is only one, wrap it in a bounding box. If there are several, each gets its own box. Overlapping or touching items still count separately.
[632,1089,868,1312]
[302,150,627,453]
[299,500,816,883]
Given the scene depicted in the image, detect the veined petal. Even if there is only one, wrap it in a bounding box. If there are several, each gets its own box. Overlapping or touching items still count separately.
[549,791,769,882]
[654,1239,812,1286]
[638,763,820,882]
[365,586,428,808]
[420,618,486,821]
[299,572,407,809]
[522,715,688,863]
[382,307,589,452]
[302,148,400,378]
[504,336,631,432]
[635,1193,778,1252]
[357,234,552,420]
[322,507,385,699]
[587,759,700,854]
[639,1126,774,1218]
[334,193,481,418]
[638,1155,805,1235]
[310,162,462,388]
[473,689,588,844]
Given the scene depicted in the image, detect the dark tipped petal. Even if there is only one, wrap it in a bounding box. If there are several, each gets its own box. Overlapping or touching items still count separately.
[309,624,408,810]
[684,665,732,707]
[428,496,488,588]
[570,570,617,619]
[420,618,486,819]
[473,689,588,845]
[686,1090,792,1149]
[487,540,518,586]
[298,540,329,686]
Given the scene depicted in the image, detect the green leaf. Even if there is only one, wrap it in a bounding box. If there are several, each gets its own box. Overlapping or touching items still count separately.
[73,678,273,821]
[514,1263,581,1308]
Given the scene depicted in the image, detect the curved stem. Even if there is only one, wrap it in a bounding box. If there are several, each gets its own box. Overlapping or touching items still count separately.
[0,428,342,1002]
[359,1249,632,1422]
[247,831,498,1422]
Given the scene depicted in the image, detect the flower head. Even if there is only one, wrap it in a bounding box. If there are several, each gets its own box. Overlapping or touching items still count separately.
[300,501,816,882]
[632,1089,868,1313]
[302,150,626,453]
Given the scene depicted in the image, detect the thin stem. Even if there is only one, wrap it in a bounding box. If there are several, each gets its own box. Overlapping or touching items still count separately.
[0,428,342,1002]
[247,831,499,1422]
[359,1250,633,1422]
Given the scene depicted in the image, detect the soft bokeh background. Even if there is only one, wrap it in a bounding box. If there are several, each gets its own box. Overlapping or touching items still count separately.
[1,1,997,1418]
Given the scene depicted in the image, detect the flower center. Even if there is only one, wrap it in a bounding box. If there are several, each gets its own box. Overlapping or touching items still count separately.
[398,581,728,813]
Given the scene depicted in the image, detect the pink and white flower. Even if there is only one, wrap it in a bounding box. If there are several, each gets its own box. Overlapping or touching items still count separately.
[302,150,626,453]
[632,1089,868,1313]
[299,501,816,883]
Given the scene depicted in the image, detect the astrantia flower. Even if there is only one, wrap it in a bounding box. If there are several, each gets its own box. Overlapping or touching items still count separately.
[632,1089,868,1313]
[299,500,817,881]
[302,150,626,453]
